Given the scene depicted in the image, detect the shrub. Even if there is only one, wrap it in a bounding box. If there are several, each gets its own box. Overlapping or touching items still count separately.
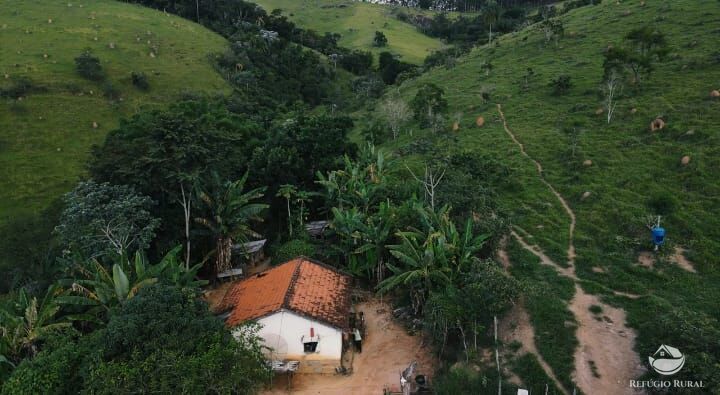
[0,76,37,99]
[549,74,572,95]
[373,31,388,47]
[272,239,315,264]
[74,50,104,81]
[131,71,150,91]
[646,192,678,216]
[102,81,121,100]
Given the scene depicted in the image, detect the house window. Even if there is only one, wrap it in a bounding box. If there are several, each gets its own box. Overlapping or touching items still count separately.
[303,341,318,353]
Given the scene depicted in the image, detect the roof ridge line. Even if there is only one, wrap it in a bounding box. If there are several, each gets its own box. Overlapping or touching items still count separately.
[282,259,303,309]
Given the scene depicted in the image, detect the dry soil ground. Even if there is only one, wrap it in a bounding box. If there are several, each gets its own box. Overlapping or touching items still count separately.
[263,299,436,395]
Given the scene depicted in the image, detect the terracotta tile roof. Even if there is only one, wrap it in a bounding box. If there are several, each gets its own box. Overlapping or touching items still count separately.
[223,257,352,329]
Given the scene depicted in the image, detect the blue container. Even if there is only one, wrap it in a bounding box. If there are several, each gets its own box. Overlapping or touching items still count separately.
[652,227,666,246]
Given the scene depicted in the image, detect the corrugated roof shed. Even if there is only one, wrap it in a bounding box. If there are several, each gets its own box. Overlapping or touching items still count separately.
[222,257,352,330]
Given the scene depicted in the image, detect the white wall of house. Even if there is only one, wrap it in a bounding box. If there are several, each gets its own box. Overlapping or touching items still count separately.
[237,309,343,361]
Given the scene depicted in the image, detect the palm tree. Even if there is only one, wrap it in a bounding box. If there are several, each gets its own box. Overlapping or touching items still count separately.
[483,0,501,44]
[276,184,297,236]
[194,172,268,275]
[0,285,70,360]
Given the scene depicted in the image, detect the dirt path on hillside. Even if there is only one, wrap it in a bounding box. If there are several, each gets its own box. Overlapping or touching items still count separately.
[497,104,577,267]
[263,299,436,394]
[498,239,568,394]
[497,105,645,394]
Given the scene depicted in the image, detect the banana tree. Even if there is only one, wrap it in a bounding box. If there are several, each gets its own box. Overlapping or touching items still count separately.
[194,172,268,275]
[379,230,454,314]
[0,285,70,361]
[57,247,205,319]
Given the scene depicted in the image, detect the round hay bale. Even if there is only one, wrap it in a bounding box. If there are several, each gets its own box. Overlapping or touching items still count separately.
[595,107,604,115]
[43,53,48,59]
[108,42,115,49]
[3,74,9,79]
[581,191,592,200]
[475,116,485,127]
[92,121,98,129]
[710,90,720,98]
[680,155,691,166]
[650,118,665,132]
[452,121,460,131]
[630,107,637,114]
[583,159,593,167]
[685,130,695,136]
[47,18,53,24]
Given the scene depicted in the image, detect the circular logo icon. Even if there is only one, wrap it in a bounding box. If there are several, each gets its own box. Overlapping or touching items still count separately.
[648,344,685,376]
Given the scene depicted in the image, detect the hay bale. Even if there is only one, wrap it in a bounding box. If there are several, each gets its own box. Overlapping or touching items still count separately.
[680,155,691,166]
[595,107,604,115]
[452,121,460,131]
[4,74,9,79]
[710,90,720,98]
[108,42,115,49]
[92,121,98,129]
[583,159,593,167]
[581,191,592,200]
[650,118,665,132]
[149,52,156,58]
[43,53,48,59]
[475,116,485,127]
[630,107,637,114]
[48,18,53,24]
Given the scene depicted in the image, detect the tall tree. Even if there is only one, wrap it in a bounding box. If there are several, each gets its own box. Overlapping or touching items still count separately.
[55,181,160,259]
[194,173,268,274]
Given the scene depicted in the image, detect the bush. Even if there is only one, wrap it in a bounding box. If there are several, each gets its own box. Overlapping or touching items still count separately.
[272,239,315,264]
[74,50,104,81]
[102,81,121,100]
[0,76,38,99]
[131,71,150,91]
[549,74,572,95]
[373,31,388,47]
[646,192,678,215]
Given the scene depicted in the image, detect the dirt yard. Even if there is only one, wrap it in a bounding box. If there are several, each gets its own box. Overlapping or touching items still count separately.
[263,299,436,394]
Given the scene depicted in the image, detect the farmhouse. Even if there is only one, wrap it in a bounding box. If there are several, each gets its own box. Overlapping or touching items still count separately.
[223,257,353,374]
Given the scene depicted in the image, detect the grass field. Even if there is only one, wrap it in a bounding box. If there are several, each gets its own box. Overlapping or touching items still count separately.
[252,0,446,64]
[365,0,720,388]
[0,0,230,227]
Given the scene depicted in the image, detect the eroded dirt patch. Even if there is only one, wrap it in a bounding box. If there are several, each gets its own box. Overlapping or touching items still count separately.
[570,284,646,394]
[671,247,696,273]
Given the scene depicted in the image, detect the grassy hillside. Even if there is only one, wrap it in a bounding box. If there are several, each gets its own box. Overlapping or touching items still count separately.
[0,0,230,225]
[370,0,720,387]
[253,0,446,64]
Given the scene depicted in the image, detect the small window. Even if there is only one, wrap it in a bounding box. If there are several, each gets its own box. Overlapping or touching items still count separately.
[304,341,318,353]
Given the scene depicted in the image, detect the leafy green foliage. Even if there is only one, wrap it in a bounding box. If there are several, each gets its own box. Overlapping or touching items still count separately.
[373,31,388,47]
[130,71,149,91]
[55,181,160,258]
[3,285,270,394]
[194,172,268,274]
[250,113,357,194]
[89,99,260,248]
[272,239,315,265]
[57,247,206,320]
[549,74,572,95]
[0,286,70,368]
[603,26,668,84]
[411,83,448,125]
[74,50,104,81]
